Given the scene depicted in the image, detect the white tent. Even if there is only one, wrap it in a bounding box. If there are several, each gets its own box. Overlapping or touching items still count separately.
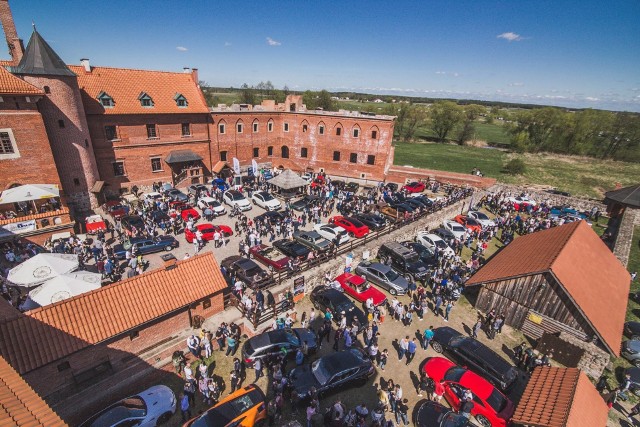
[7,253,79,287]
[0,184,60,204]
[26,271,102,308]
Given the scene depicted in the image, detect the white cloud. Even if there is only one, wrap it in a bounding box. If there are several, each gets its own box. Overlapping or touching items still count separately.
[224,41,232,47]
[509,82,524,87]
[585,97,600,101]
[435,71,446,75]
[176,46,188,52]
[434,71,460,77]
[497,32,523,42]
[266,37,281,46]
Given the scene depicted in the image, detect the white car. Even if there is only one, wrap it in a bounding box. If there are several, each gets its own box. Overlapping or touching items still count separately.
[443,219,466,239]
[143,192,163,203]
[507,195,537,207]
[197,196,226,216]
[416,232,455,257]
[468,210,496,228]
[79,385,176,427]
[223,190,252,211]
[314,223,350,245]
[301,172,313,183]
[251,191,282,211]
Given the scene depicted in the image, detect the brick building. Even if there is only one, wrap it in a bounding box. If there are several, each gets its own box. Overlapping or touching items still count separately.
[0,252,227,423]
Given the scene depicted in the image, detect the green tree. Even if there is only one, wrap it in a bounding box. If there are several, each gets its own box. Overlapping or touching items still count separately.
[302,90,317,110]
[509,107,563,152]
[430,101,462,142]
[317,90,336,111]
[457,104,486,145]
[240,83,255,105]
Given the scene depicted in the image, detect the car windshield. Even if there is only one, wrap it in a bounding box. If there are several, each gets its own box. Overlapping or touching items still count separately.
[312,359,331,385]
[350,279,370,291]
[208,200,221,207]
[451,224,465,232]
[435,240,448,249]
[260,192,274,201]
[474,212,489,220]
[285,329,300,345]
[90,397,146,427]
[444,366,467,382]
[230,192,244,200]
[384,269,399,281]
[442,412,469,427]
[485,389,508,413]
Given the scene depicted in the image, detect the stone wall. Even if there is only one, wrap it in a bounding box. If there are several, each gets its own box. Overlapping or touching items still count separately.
[558,331,610,380]
[488,183,607,213]
[613,208,638,267]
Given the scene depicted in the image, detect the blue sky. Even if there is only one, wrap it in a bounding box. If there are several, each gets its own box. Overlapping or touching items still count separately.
[10,1,640,111]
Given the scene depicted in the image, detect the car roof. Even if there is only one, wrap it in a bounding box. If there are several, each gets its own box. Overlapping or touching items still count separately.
[368,262,391,273]
[458,369,497,399]
[321,350,364,376]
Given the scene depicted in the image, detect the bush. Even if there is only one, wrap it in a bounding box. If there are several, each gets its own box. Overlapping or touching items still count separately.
[503,158,526,175]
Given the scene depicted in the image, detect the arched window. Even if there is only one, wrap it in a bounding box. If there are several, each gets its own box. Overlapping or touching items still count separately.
[252,119,259,133]
[281,146,289,159]
[352,124,361,138]
[334,122,343,136]
[369,125,380,140]
[218,120,227,134]
[317,121,326,135]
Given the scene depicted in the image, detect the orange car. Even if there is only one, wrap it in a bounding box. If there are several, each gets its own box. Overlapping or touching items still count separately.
[453,214,483,233]
[183,384,267,427]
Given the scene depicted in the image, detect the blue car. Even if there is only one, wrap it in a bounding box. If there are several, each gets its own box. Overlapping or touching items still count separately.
[211,178,228,191]
[549,206,587,219]
[263,170,274,180]
[113,236,179,259]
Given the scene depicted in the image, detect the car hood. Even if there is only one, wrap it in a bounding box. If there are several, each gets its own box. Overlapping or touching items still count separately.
[407,261,429,276]
[391,275,410,289]
[433,326,462,345]
[235,198,250,206]
[289,364,321,397]
[140,385,176,416]
[295,329,318,348]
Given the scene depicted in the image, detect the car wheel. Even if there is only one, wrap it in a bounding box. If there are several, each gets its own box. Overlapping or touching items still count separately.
[165,245,172,251]
[431,341,443,353]
[389,288,397,296]
[405,274,414,283]
[476,415,491,427]
[157,411,173,424]
[349,232,355,237]
[632,335,640,341]
[634,360,640,368]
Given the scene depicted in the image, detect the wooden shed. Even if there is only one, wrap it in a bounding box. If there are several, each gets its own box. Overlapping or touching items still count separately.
[465,221,630,356]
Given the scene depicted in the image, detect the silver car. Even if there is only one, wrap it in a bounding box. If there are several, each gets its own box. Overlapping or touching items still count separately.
[355,261,409,295]
[293,230,332,252]
[623,340,640,367]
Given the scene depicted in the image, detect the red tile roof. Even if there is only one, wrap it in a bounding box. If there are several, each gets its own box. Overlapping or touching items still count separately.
[466,221,630,355]
[513,367,608,427]
[0,66,43,95]
[0,355,67,426]
[69,65,210,115]
[0,252,226,374]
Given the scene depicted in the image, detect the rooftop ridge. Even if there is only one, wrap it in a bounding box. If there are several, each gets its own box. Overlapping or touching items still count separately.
[68,64,198,77]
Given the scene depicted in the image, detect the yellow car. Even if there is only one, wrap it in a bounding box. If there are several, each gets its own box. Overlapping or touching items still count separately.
[183,384,267,427]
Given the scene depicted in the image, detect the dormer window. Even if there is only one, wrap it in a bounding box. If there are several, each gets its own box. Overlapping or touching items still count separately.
[174,93,188,108]
[97,91,114,108]
[138,92,154,108]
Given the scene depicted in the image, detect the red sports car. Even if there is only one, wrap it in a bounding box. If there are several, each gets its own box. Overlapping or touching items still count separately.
[402,181,426,193]
[104,200,129,219]
[249,244,290,271]
[423,357,515,427]
[453,215,483,233]
[184,223,233,243]
[334,273,386,306]
[329,216,369,238]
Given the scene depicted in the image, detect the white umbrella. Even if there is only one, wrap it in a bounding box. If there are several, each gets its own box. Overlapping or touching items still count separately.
[0,184,60,204]
[7,253,79,287]
[27,271,102,307]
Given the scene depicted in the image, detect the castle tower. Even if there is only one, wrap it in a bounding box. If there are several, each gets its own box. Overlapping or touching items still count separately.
[13,29,100,212]
[0,0,24,65]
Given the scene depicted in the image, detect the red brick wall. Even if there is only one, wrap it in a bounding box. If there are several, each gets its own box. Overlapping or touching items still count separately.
[211,111,394,181]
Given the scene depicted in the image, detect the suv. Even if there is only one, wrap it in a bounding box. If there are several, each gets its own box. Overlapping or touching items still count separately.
[377,242,430,283]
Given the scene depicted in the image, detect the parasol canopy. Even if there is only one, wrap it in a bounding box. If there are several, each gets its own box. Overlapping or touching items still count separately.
[26,271,102,308]
[7,253,79,287]
[0,184,60,204]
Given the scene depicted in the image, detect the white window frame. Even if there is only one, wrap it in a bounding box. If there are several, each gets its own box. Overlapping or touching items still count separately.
[219,123,226,134]
[150,157,163,173]
[0,128,20,160]
[268,121,274,132]
[237,123,243,133]
[353,128,360,138]
[318,125,325,135]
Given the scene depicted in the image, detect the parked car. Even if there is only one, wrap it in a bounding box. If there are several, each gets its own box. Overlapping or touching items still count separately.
[291,195,320,211]
[622,340,640,367]
[329,216,369,238]
[390,202,415,214]
[251,191,282,211]
[149,210,171,224]
[625,321,640,340]
[187,184,208,195]
[430,327,518,391]
[413,399,472,427]
[443,219,466,239]
[384,182,399,192]
[79,385,176,427]
[170,204,200,222]
[401,241,437,266]
[310,287,368,327]
[423,357,515,427]
[468,211,496,228]
[353,213,387,231]
[184,223,233,243]
[331,180,346,190]
[196,197,226,216]
[453,215,483,233]
[433,227,456,242]
[120,215,145,235]
[416,232,455,257]
[249,244,290,271]
[293,230,331,252]
[183,384,267,427]
[85,214,107,234]
[289,349,374,401]
[379,205,401,222]
[255,211,286,224]
[221,256,271,288]
[546,189,572,197]
[211,177,228,191]
[143,191,163,203]
[410,194,434,207]
[104,200,130,219]
[333,273,387,306]
[242,328,317,367]
[354,261,409,296]
[113,236,179,259]
[314,223,350,246]
[166,188,189,202]
[377,242,430,283]
[273,239,312,260]
[402,181,426,193]
[507,195,537,208]
[223,190,252,211]
[301,172,313,183]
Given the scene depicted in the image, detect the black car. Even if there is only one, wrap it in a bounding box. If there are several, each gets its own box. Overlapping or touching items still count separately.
[412,195,434,207]
[546,189,571,197]
[413,400,470,427]
[310,287,368,328]
[149,210,171,223]
[242,328,317,367]
[113,236,179,259]
[291,195,319,211]
[273,239,311,260]
[390,202,415,213]
[625,322,640,340]
[344,182,360,193]
[255,211,285,224]
[430,327,518,391]
[401,241,437,266]
[221,256,272,288]
[289,349,374,401]
[120,215,145,233]
[377,242,431,282]
[353,213,387,231]
[433,227,456,242]
[331,180,346,190]
[384,183,399,192]
[395,195,426,210]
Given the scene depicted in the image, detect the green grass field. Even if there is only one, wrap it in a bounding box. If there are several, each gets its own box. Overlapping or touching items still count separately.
[393,142,640,198]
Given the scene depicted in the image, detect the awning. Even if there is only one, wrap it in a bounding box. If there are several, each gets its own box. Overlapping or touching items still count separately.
[90,181,105,193]
[165,150,203,164]
[0,184,60,204]
[212,161,230,174]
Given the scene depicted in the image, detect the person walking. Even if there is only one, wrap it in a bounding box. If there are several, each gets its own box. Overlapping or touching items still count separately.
[229,369,240,394]
[472,318,482,339]
[398,336,409,361]
[254,358,263,382]
[406,338,417,365]
[379,349,389,371]
[225,334,237,357]
[423,326,434,350]
[180,393,191,422]
[444,300,454,322]
[395,398,409,426]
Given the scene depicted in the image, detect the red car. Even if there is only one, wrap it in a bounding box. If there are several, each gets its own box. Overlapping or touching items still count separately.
[85,214,107,234]
[104,200,129,219]
[453,215,483,233]
[329,216,369,238]
[310,175,325,189]
[424,357,515,427]
[184,223,233,243]
[168,201,201,222]
[402,181,426,193]
[334,273,386,306]
[249,244,290,271]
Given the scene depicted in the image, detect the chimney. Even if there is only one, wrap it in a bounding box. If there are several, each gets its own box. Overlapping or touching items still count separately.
[160,253,177,270]
[80,58,91,72]
[191,68,199,84]
[0,0,24,65]
[183,67,190,73]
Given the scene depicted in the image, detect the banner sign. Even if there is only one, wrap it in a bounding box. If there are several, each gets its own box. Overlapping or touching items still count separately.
[0,219,37,237]
[293,276,305,302]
